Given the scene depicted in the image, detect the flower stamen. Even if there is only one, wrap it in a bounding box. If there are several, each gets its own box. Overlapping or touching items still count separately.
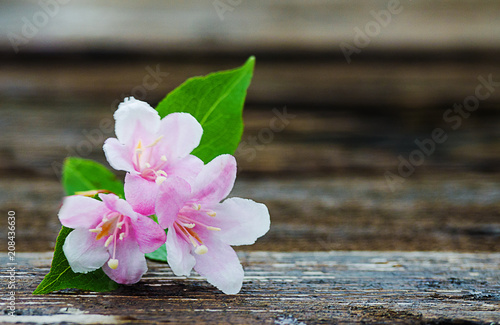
[108,259,119,269]
[146,135,164,148]
[155,170,168,185]
[75,189,112,197]
[90,212,130,270]
[194,245,208,255]
[104,235,114,247]
[133,136,171,184]
[174,203,222,255]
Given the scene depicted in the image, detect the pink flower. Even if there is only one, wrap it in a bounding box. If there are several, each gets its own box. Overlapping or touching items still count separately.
[155,154,270,294]
[58,193,166,284]
[103,97,204,216]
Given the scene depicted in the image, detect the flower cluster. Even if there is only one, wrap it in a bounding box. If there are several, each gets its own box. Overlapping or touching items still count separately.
[58,97,270,294]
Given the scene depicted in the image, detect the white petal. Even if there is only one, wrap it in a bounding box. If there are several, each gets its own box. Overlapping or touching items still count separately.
[63,228,109,273]
[103,138,135,173]
[164,155,204,184]
[166,227,196,276]
[114,97,160,145]
[191,154,237,204]
[212,197,270,246]
[101,236,148,285]
[193,236,244,294]
[156,113,203,158]
[58,196,106,229]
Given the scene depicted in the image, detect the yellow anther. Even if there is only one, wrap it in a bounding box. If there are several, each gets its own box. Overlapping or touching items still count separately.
[194,245,208,255]
[146,136,164,148]
[108,259,119,270]
[155,176,167,185]
[75,189,111,197]
[104,235,114,247]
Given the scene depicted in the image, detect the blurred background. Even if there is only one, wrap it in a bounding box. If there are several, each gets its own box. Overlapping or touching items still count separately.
[1,0,499,253]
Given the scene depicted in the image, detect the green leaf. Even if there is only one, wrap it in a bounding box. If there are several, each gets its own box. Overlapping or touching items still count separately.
[33,226,119,294]
[34,158,124,294]
[156,56,255,163]
[62,157,124,197]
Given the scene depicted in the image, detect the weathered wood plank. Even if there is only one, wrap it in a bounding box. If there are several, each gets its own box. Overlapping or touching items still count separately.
[2,99,500,180]
[2,175,500,253]
[2,59,500,108]
[0,0,499,54]
[1,252,499,324]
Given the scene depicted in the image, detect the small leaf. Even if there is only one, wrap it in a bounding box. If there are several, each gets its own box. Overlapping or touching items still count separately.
[156,56,255,163]
[33,227,119,294]
[62,157,124,197]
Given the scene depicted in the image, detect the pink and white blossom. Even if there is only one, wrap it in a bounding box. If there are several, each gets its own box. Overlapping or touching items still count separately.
[59,193,166,284]
[103,97,204,216]
[155,154,270,294]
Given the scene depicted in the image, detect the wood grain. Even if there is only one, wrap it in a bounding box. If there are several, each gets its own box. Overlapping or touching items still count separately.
[1,2,499,323]
[1,251,499,324]
[2,59,500,109]
[2,174,500,253]
[2,100,500,179]
[0,0,499,54]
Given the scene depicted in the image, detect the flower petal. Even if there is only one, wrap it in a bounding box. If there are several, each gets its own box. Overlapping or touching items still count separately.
[193,236,244,294]
[103,138,136,174]
[212,198,271,246]
[63,228,109,273]
[124,173,158,217]
[166,227,196,276]
[131,215,166,253]
[102,237,148,284]
[58,196,106,229]
[156,113,203,159]
[164,155,204,183]
[114,97,160,145]
[192,154,237,204]
[98,193,140,222]
[156,177,192,229]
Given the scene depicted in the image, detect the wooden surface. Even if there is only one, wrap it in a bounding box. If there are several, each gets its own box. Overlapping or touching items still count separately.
[1,1,500,324]
[1,251,499,324]
[3,174,500,254]
[1,0,500,54]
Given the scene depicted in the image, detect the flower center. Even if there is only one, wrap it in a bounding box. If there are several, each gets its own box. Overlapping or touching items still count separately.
[89,212,130,269]
[133,137,169,184]
[174,204,220,255]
